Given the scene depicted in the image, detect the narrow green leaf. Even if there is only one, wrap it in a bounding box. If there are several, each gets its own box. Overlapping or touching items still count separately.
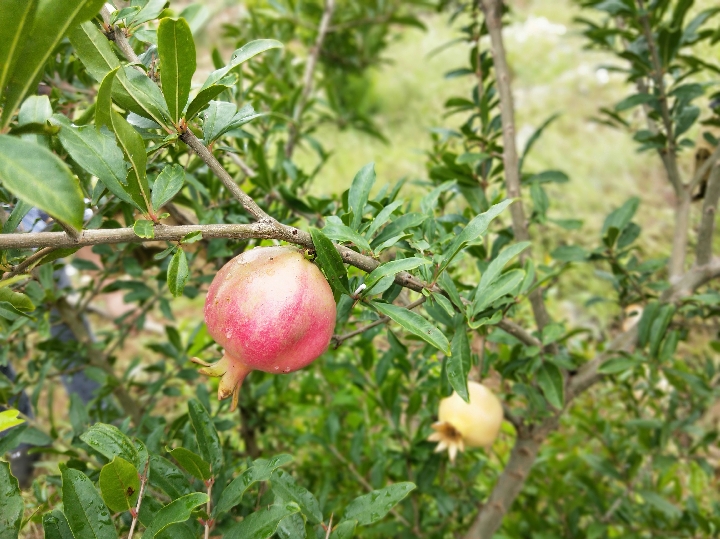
[322,216,373,253]
[0,0,105,128]
[96,68,120,131]
[270,469,323,524]
[18,95,52,125]
[597,356,638,375]
[61,465,118,539]
[0,409,25,433]
[99,457,140,513]
[371,301,450,354]
[0,135,84,231]
[365,200,403,239]
[152,164,185,211]
[197,40,282,94]
[42,510,74,539]
[142,493,209,539]
[184,74,237,120]
[169,447,211,481]
[187,399,223,473]
[0,0,37,101]
[370,212,427,249]
[214,454,293,516]
[365,258,430,292]
[471,242,530,313]
[0,461,23,539]
[471,269,525,316]
[157,18,196,123]
[438,199,513,274]
[167,248,189,297]
[639,490,682,518]
[330,520,357,539]
[149,455,193,500]
[127,0,167,28]
[80,423,139,468]
[67,21,120,83]
[310,227,349,301]
[202,102,262,144]
[52,114,140,209]
[343,482,416,525]
[537,362,564,409]
[110,111,152,215]
[224,503,300,539]
[447,329,471,402]
[348,163,376,230]
[649,304,675,358]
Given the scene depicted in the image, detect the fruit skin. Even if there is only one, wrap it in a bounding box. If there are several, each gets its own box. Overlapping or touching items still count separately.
[193,245,336,410]
[428,381,503,462]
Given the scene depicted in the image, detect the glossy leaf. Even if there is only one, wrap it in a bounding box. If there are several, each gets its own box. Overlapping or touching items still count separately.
[99,457,140,513]
[167,248,189,297]
[343,482,416,525]
[202,102,262,144]
[0,0,37,102]
[275,513,306,539]
[365,258,430,293]
[271,469,323,524]
[169,447,211,481]
[61,466,117,539]
[42,510,74,539]
[224,503,300,539]
[80,423,139,467]
[471,269,525,316]
[330,520,357,539]
[184,73,238,120]
[110,111,152,215]
[157,18,196,123]
[152,164,185,211]
[199,40,283,92]
[371,301,450,354]
[322,216,373,253]
[187,399,223,473]
[0,461,23,539]
[127,0,167,28]
[0,135,84,231]
[310,227,350,301]
[348,163,376,230]
[149,455,193,499]
[142,493,209,539]
[214,454,293,516]
[95,68,120,131]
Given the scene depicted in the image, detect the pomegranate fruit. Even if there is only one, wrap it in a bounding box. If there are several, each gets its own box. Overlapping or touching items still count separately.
[427,381,504,462]
[192,246,336,410]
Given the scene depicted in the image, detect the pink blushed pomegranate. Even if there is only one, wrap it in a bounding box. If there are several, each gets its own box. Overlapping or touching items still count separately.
[192,245,336,410]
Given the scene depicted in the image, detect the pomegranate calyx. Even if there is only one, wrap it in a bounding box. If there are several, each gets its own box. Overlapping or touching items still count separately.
[191,355,251,412]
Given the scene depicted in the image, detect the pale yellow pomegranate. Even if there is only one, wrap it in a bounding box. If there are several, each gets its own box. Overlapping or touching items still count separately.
[428,381,503,462]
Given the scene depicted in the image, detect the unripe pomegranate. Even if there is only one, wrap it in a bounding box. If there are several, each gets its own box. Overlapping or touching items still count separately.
[427,381,504,462]
[192,246,336,411]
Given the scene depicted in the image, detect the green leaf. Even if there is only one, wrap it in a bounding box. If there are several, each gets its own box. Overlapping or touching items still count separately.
[110,111,152,215]
[0,409,24,434]
[127,0,168,28]
[187,399,223,473]
[67,21,120,83]
[0,0,37,104]
[615,93,657,112]
[80,423,140,468]
[99,457,140,513]
[0,423,27,455]
[471,241,530,314]
[438,199,513,274]
[149,455,192,499]
[133,219,155,239]
[371,301,450,354]
[330,520,357,538]
[52,114,140,210]
[276,513,307,539]
[18,95,52,125]
[602,197,639,237]
[447,329,471,402]
[270,469,323,524]
[120,66,175,129]
[310,227,349,301]
[639,490,682,518]
[180,231,202,244]
[0,288,34,313]
[364,200,403,239]
[42,510,74,539]
[167,248,189,297]
[471,269,525,316]
[0,135,85,231]
[0,461,23,539]
[322,216,373,253]
[142,493,209,539]
[649,305,675,358]
[169,447,211,481]
[0,0,105,129]
[61,465,118,539]
[550,245,589,262]
[343,482,416,526]
[157,18,196,123]
[597,356,638,375]
[184,74,238,121]
[152,164,185,211]
[365,258,430,293]
[214,454,293,516]
[348,163,376,230]
[95,68,120,131]
[370,213,427,249]
[224,503,300,539]
[537,362,564,409]
[202,102,262,144]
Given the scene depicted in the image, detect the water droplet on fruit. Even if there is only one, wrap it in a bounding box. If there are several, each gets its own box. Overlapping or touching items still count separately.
[274,366,279,371]
[283,367,290,373]
[225,330,232,338]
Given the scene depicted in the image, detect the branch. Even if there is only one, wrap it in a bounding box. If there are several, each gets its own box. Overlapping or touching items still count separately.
[480,0,551,332]
[331,297,426,347]
[180,131,271,221]
[100,7,141,65]
[695,164,720,266]
[285,0,336,158]
[661,257,720,302]
[496,319,541,348]
[3,246,56,278]
[689,143,720,192]
[127,458,149,539]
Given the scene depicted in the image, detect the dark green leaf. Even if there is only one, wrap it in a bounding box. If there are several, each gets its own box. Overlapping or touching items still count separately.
[537,362,564,409]
[95,68,119,131]
[471,269,525,316]
[99,457,140,513]
[224,503,300,539]
[0,461,23,539]
[80,423,139,468]
[202,102,262,144]
[169,447,211,481]
[42,510,74,539]
[330,520,357,538]
[615,93,657,111]
[365,258,430,293]
[598,356,638,375]
[343,482,416,525]
[371,301,450,354]
[551,245,589,262]
[0,135,84,231]
[348,163,375,230]
[142,493,209,539]
[310,227,350,300]
[447,329,471,402]
[110,111,152,215]
[639,490,682,518]
[157,17,196,123]
[519,113,560,172]
[187,399,223,473]
[167,247,189,297]
[0,288,34,313]
[152,164,185,211]
[0,0,37,105]
[270,469,323,524]
[275,513,307,539]
[61,465,118,539]
[150,455,192,499]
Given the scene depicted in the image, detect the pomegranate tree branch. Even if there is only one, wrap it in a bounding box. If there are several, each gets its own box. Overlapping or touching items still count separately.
[695,164,720,266]
[100,6,141,65]
[331,297,426,347]
[689,143,720,192]
[3,246,56,279]
[480,0,551,332]
[496,319,541,348]
[285,0,336,158]
[127,458,150,539]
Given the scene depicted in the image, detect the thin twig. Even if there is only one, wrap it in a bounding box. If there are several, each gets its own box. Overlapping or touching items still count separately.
[4,246,56,278]
[496,319,541,348]
[100,7,141,65]
[226,151,257,178]
[324,514,333,539]
[204,477,214,539]
[127,458,149,539]
[695,164,720,266]
[285,0,336,158]
[331,297,426,347]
